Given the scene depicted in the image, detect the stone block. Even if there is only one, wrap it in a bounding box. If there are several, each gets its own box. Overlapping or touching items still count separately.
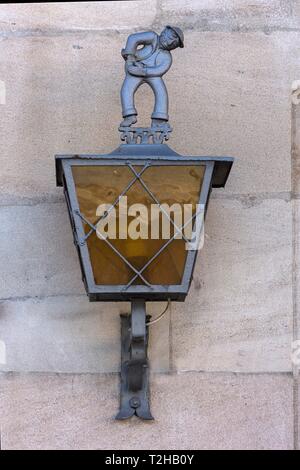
[158,0,296,31]
[292,96,300,195]
[0,371,293,449]
[0,297,170,373]
[0,203,84,298]
[0,2,157,34]
[171,197,293,373]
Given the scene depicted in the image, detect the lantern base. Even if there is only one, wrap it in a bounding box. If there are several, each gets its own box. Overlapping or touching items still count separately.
[118,125,172,145]
[116,300,154,420]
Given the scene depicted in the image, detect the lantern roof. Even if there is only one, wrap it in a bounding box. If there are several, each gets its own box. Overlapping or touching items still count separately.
[56,144,233,189]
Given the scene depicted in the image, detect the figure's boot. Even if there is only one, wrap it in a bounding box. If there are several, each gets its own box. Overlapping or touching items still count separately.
[151,118,171,131]
[120,115,137,127]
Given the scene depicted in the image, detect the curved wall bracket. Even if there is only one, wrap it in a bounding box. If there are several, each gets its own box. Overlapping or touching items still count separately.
[116,300,153,420]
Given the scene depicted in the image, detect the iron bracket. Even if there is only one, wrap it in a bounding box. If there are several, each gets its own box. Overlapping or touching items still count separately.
[116,300,153,420]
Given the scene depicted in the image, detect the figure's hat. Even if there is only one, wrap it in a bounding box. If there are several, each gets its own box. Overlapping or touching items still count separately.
[166,25,184,48]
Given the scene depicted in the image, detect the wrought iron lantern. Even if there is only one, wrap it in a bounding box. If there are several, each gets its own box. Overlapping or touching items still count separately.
[55,26,233,420]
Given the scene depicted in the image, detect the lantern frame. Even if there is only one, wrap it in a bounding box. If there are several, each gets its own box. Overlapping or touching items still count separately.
[56,144,233,303]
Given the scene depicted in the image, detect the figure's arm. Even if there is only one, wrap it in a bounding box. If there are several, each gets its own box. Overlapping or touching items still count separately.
[121,31,157,60]
[143,52,172,77]
[128,51,172,78]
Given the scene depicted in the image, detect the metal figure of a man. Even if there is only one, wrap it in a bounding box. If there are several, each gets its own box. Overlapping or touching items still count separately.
[120,25,184,129]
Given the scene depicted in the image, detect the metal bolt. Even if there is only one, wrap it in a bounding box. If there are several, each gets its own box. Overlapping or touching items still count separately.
[129,397,140,409]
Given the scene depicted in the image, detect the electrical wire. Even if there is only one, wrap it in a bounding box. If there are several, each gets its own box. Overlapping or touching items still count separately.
[146,298,171,326]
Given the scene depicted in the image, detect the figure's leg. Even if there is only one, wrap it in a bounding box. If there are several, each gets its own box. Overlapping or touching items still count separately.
[147,77,169,124]
[120,75,143,126]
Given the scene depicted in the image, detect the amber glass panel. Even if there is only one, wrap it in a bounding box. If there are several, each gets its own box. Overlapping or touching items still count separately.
[72,164,205,286]
[72,165,133,225]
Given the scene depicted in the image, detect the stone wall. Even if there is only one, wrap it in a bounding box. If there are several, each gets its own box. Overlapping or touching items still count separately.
[0,1,299,449]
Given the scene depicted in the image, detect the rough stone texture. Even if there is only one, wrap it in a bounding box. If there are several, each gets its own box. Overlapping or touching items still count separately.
[294,0,300,24]
[0,371,293,450]
[168,30,300,196]
[296,200,300,349]
[1,1,298,35]
[292,100,300,195]
[1,31,299,202]
[0,297,170,373]
[158,0,299,31]
[171,197,293,373]
[0,1,158,34]
[0,203,84,299]
[0,34,123,204]
[298,374,300,450]
[292,86,300,451]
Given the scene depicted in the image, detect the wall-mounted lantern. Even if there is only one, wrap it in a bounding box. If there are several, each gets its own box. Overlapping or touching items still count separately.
[55,26,233,420]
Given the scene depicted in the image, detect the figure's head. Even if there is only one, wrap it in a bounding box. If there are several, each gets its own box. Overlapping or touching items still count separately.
[159,26,184,50]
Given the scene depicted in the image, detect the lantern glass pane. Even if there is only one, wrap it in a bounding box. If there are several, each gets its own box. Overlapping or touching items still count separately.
[72,164,205,286]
